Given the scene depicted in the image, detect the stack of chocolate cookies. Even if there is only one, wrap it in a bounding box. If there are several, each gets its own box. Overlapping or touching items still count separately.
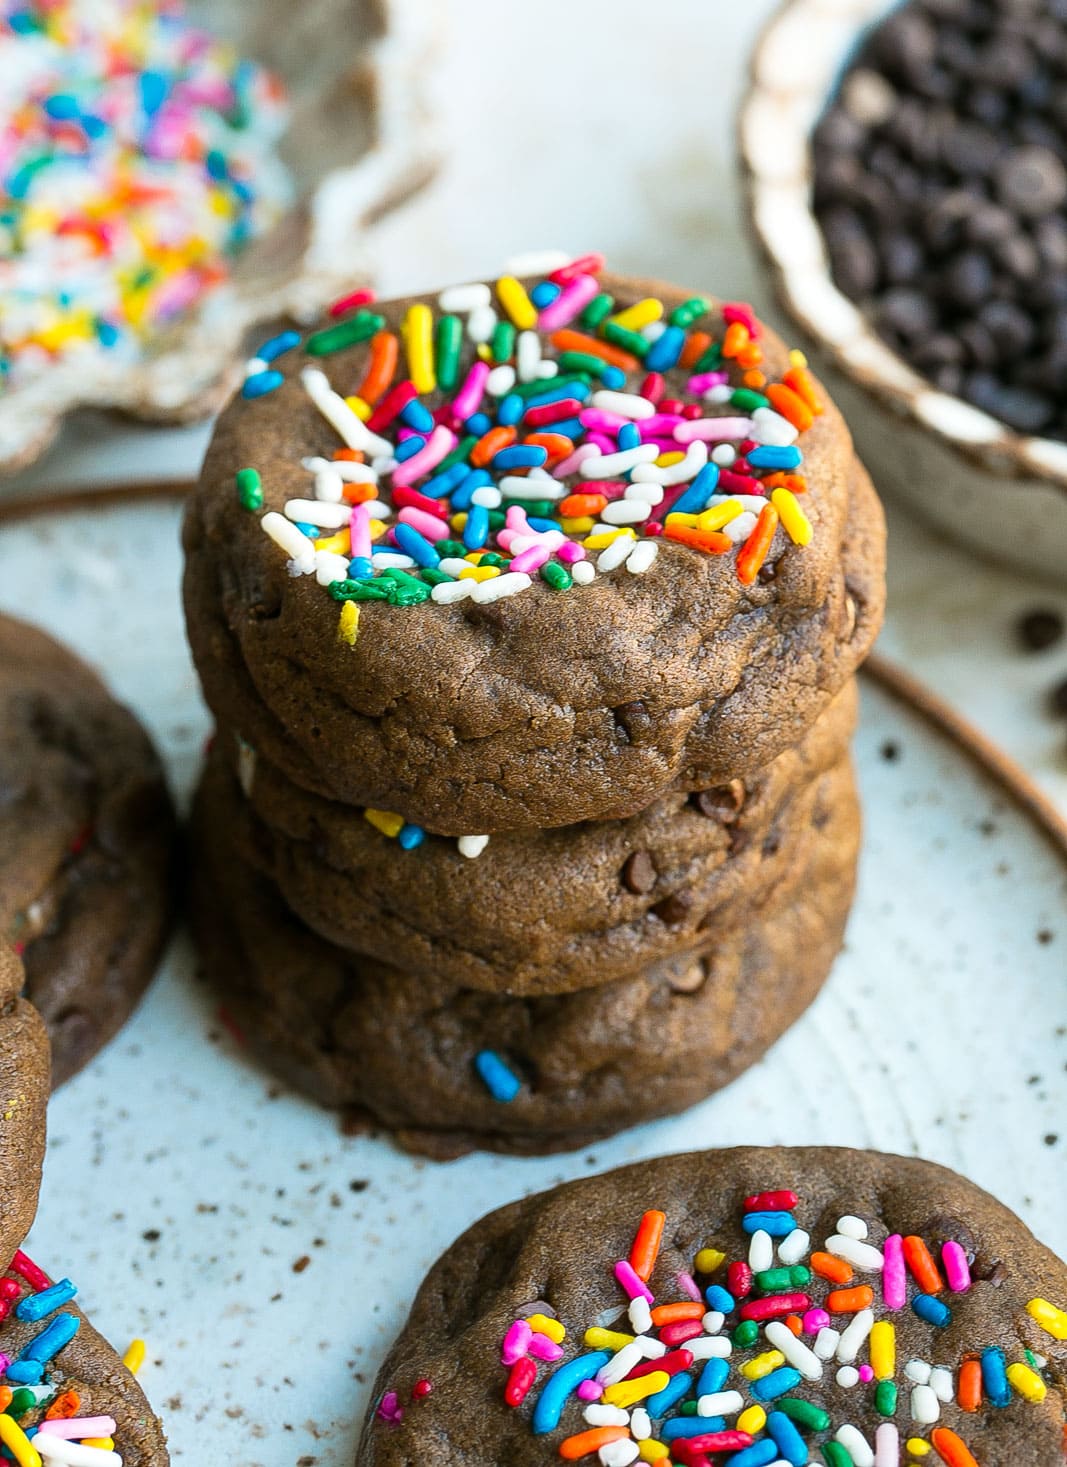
[183,260,886,1157]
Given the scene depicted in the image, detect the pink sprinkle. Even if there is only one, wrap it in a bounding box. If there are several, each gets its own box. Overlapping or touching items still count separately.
[677,1271,702,1303]
[328,286,375,318]
[38,1418,117,1440]
[556,541,586,565]
[509,544,552,575]
[349,505,372,560]
[501,1319,532,1365]
[883,1235,906,1311]
[687,371,729,394]
[587,432,616,455]
[942,1241,972,1294]
[10,1251,49,1291]
[550,253,605,286]
[638,413,685,437]
[397,506,452,542]
[528,1332,564,1362]
[579,408,628,434]
[674,417,753,445]
[723,302,759,338]
[614,1259,654,1304]
[717,470,761,495]
[859,1365,874,1383]
[802,1308,829,1335]
[598,479,629,502]
[538,273,600,332]
[577,1379,602,1402]
[451,360,490,422]
[391,425,456,488]
[553,443,601,479]
[376,1391,403,1423]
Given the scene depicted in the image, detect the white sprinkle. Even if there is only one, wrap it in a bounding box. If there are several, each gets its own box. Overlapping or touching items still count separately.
[466,304,497,343]
[284,498,350,529]
[287,557,311,577]
[314,551,350,586]
[724,511,758,544]
[597,1343,646,1386]
[687,1336,731,1360]
[836,1423,875,1467]
[245,357,268,378]
[235,736,256,797]
[698,1390,743,1417]
[748,1229,774,1273]
[630,1408,651,1441]
[314,467,345,503]
[361,500,392,522]
[814,1327,841,1361]
[591,389,656,420]
[517,329,542,382]
[571,560,596,585]
[438,282,491,313]
[837,1216,869,1241]
[370,552,415,570]
[708,493,770,514]
[583,1405,629,1427]
[929,1367,954,1403]
[504,249,570,277]
[487,365,516,397]
[301,367,391,456]
[711,444,737,466]
[580,444,659,479]
[371,454,397,475]
[628,1297,652,1336]
[262,511,315,569]
[599,1441,639,1467]
[457,835,490,859]
[437,558,470,577]
[837,1309,875,1364]
[602,500,651,526]
[597,533,637,572]
[635,1335,667,1359]
[764,1321,823,1381]
[778,1229,810,1266]
[826,1236,885,1272]
[470,570,531,603]
[626,540,658,576]
[642,320,667,342]
[431,579,473,604]
[536,359,559,379]
[36,1438,122,1467]
[471,487,503,509]
[630,440,709,487]
[751,406,799,445]
[910,1384,940,1425]
[623,482,664,505]
[836,1366,860,1389]
[701,1311,725,1335]
[874,1422,899,1467]
[705,384,733,404]
[499,476,565,501]
[904,1360,931,1385]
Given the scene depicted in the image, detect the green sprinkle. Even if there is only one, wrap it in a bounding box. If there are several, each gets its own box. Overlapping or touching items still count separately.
[380,567,431,600]
[541,561,572,591]
[487,509,507,532]
[305,311,385,356]
[823,1443,852,1467]
[435,314,463,390]
[600,321,650,358]
[874,1380,898,1417]
[7,1388,35,1419]
[670,296,711,328]
[579,292,615,328]
[490,319,516,365]
[329,579,390,602]
[235,467,263,511]
[694,341,724,373]
[419,567,455,586]
[437,539,468,558]
[501,498,557,518]
[731,387,770,411]
[512,372,592,398]
[755,1266,811,1292]
[437,435,478,474]
[679,1399,698,1416]
[732,1320,759,1348]
[479,552,509,568]
[776,1397,831,1431]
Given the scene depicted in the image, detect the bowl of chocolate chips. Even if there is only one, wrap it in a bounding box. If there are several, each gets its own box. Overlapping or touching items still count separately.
[739,0,1067,581]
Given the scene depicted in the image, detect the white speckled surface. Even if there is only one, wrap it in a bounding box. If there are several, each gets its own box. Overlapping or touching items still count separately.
[0,499,1062,1467]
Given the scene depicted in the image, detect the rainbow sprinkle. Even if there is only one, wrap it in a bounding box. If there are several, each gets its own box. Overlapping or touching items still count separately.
[0,0,290,389]
[386,1189,1063,1466]
[242,253,821,616]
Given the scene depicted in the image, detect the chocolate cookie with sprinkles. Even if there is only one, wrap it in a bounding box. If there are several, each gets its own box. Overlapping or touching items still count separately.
[0,616,177,1086]
[357,1147,1066,1466]
[182,255,885,835]
[0,947,47,1266]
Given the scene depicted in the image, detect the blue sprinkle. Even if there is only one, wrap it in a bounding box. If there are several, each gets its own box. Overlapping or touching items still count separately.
[241,370,284,399]
[696,1356,729,1396]
[5,1361,43,1384]
[421,463,470,500]
[492,445,548,471]
[398,824,425,850]
[661,1412,721,1441]
[912,1294,951,1329]
[526,517,558,534]
[766,1410,809,1466]
[474,1050,521,1102]
[465,412,492,436]
[748,445,802,470]
[496,393,524,427]
[206,148,229,181]
[704,1284,734,1313]
[600,365,626,390]
[741,1211,796,1237]
[95,320,121,348]
[731,1443,779,1467]
[749,1366,802,1401]
[348,557,374,579]
[44,94,80,121]
[294,522,319,539]
[394,435,427,463]
[616,423,641,451]
[19,1311,79,1363]
[139,71,169,116]
[530,281,560,308]
[670,463,721,516]
[394,523,440,570]
[256,329,301,364]
[524,382,591,412]
[982,1347,1010,1407]
[81,114,107,140]
[645,324,686,372]
[400,399,435,433]
[16,1280,76,1322]
[646,1371,695,1419]
[536,416,581,440]
[531,1350,611,1434]
[463,503,490,550]
[450,469,491,512]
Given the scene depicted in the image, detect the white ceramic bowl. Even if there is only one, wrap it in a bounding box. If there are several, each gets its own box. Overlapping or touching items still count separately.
[739,0,1067,584]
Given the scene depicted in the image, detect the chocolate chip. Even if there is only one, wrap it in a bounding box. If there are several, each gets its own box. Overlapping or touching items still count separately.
[652,892,693,925]
[691,780,746,822]
[621,851,657,894]
[1048,677,1067,715]
[971,1255,1007,1285]
[1017,608,1064,651]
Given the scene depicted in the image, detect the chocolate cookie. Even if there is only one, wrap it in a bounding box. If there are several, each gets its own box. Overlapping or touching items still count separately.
[209,681,856,995]
[183,264,885,834]
[0,947,48,1263]
[0,1246,167,1464]
[358,1147,1067,1466]
[188,756,858,1156]
[0,615,177,1086]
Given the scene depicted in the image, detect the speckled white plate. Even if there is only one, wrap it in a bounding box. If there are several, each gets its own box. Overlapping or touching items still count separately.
[0,497,1063,1467]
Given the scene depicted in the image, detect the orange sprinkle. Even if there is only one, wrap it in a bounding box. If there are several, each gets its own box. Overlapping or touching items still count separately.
[524,432,574,464]
[550,330,639,372]
[559,1426,629,1459]
[784,1314,803,1337]
[651,1302,705,1326]
[471,425,517,467]
[957,1357,982,1413]
[680,330,712,369]
[742,369,767,389]
[559,492,608,518]
[0,1388,10,1413]
[930,1428,980,1467]
[722,321,750,358]
[44,1391,80,1421]
[736,343,764,370]
[761,472,808,495]
[333,448,365,462]
[630,1210,666,1282]
[342,481,378,505]
[355,330,399,407]
[737,504,780,585]
[903,1235,943,1294]
[826,1286,874,1314]
[766,383,814,433]
[784,365,824,416]
[811,1253,854,1284]
[663,524,732,554]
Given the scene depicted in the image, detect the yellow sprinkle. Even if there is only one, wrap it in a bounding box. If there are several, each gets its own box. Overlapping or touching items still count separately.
[463,551,486,564]
[906,1440,930,1457]
[83,1441,114,1452]
[638,1442,670,1463]
[695,1248,725,1274]
[344,395,371,422]
[497,275,538,330]
[526,1313,565,1344]
[1007,1362,1047,1403]
[737,1405,766,1435]
[337,600,360,648]
[603,1370,668,1409]
[477,343,493,362]
[664,511,699,528]
[0,1415,40,1467]
[655,451,685,468]
[740,1350,785,1381]
[315,530,350,555]
[402,303,436,394]
[584,1327,634,1351]
[1027,1297,1067,1340]
[450,512,467,532]
[363,809,404,838]
[771,487,813,546]
[123,1338,146,1375]
[870,1320,895,1381]
[458,565,500,582]
[610,298,663,333]
[369,519,387,542]
[583,527,635,549]
[697,499,743,532]
[559,515,595,534]
[788,348,809,368]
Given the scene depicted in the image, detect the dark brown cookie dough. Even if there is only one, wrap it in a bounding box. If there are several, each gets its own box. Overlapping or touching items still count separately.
[0,615,177,1087]
[0,1252,167,1464]
[209,681,857,995]
[358,1147,1067,1467]
[182,271,885,834]
[0,947,48,1264]
[187,754,859,1157]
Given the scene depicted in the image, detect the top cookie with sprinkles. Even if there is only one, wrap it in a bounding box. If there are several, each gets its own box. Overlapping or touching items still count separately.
[183,254,886,833]
[357,1146,1067,1467]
